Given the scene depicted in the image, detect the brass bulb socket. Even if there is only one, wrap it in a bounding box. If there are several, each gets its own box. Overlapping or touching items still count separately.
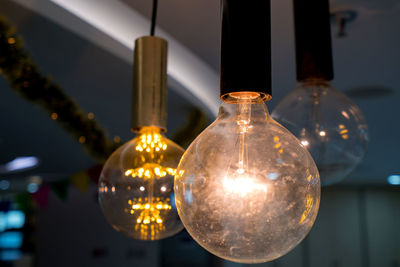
[131,36,168,132]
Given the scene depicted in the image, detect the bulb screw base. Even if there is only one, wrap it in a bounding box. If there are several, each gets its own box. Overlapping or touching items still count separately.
[131,36,168,132]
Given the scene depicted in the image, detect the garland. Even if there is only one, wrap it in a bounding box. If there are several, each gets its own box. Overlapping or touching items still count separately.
[0,16,117,162]
[0,16,209,206]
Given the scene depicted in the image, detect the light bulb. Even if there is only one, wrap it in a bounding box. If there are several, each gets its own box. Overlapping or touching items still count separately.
[175,93,320,263]
[272,80,369,185]
[99,126,184,240]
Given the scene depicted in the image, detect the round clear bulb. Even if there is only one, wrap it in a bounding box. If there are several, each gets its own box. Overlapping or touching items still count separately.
[272,80,369,185]
[175,93,320,263]
[99,126,184,240]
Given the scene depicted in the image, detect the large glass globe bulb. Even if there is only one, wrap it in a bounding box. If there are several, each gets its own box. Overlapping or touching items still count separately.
[174,93,320,263]
[99,126,184,240]
[272,80,369,185]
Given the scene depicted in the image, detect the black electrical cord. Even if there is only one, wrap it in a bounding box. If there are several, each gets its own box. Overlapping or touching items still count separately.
[150,0,158,36]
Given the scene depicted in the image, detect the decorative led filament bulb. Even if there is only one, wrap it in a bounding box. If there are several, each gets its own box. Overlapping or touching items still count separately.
[99,126,183,240]
[175,1,320,263]
[98,36,184,240]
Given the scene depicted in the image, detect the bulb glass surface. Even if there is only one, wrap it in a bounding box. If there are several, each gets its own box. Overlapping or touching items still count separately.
[175,93,320,263]
[99,126,184,240]
[272,81,369,185]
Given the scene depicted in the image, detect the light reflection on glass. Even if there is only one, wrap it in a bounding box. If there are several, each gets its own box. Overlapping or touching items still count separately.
[272,81,368,185]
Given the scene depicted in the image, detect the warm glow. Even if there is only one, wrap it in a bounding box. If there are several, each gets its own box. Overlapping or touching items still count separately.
[135,129,167,152]
[125,163,176,179]
[223,176,267,197]
[123,128,177,180]
[273,136,284,154]
[338,124,349,140]
[99,127,183,240]
[78,136,86,143]
[51,113,58,120]
[113,136,121,143]
[301,140,309,147]
[127,197,172,240]
[175,96,320,263]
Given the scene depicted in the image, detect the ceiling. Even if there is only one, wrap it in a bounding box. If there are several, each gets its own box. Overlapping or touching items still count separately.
[0,0,399,186]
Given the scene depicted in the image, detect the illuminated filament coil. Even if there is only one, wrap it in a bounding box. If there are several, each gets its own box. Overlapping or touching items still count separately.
[135,132,167,153]
[124,164,177,179]
[127,198,172,240]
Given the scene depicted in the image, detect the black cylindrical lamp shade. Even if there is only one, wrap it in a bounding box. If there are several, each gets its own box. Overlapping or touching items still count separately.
[294,0,334,81]
[220,0,272,98]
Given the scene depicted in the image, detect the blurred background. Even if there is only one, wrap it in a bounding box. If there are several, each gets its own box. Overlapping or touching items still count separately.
[0,0,398,266]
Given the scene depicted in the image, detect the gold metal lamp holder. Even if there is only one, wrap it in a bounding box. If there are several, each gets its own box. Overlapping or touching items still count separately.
[131,36,168,132]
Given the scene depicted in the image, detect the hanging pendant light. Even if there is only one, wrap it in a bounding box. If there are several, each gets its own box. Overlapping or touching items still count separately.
[174,0,320,263]
[98,0,184,241]
[272,0,369,186]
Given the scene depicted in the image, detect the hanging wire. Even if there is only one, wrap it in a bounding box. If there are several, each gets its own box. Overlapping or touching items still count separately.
[150,0,158,36]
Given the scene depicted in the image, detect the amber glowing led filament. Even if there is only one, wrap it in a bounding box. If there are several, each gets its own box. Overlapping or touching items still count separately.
[98,36,184,241]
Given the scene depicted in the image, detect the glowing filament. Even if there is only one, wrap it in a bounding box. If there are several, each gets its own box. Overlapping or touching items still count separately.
[223,176,267,197]
[124,163,177,180]
[128,197,172,240]
[135,131,167,153]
